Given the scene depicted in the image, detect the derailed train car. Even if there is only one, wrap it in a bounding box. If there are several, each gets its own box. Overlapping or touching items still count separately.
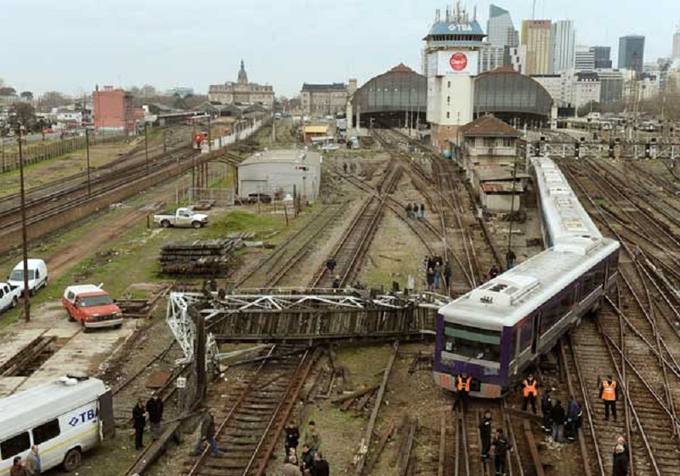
[433,156,620,398]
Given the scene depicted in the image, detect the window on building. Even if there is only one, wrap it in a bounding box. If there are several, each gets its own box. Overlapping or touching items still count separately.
[447,81,451,88]
[446,112,450,119]
[32,419,61,445]
[447,96,450,104]
[1,432,30,460]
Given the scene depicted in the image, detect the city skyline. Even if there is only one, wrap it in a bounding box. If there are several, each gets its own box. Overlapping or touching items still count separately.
[0,0,677,97]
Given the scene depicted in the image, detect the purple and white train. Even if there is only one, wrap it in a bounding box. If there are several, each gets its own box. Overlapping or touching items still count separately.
[433,156,620,398]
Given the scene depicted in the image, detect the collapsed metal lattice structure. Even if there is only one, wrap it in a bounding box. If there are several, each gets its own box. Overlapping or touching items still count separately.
[167,288,450,363]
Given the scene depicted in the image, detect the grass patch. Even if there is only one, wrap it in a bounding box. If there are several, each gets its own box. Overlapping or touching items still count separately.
[207,209,287,239]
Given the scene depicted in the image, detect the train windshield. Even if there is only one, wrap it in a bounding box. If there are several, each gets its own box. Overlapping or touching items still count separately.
[443,322,501,362]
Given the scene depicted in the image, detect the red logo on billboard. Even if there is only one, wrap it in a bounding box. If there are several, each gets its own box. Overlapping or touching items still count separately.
[449,52,468,71]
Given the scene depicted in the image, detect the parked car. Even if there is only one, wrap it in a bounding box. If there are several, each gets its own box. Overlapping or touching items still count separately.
[246,193,272,204]
[0,282,20,313]
[62,284,123,330]
[7,259,48,295]
[0,375,115,473]
[153,207,208,229]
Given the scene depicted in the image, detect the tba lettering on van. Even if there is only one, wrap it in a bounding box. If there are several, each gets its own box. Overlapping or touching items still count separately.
[68,409,97,427]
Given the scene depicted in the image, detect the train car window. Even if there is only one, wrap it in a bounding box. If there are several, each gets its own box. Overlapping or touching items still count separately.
[443,322,501,362]
[518,315,534,351]
[0,432,30,460]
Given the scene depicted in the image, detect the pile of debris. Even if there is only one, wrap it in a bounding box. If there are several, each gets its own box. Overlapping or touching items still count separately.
[159,239,243,276]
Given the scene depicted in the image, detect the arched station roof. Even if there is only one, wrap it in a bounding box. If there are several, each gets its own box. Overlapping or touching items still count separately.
[474,67,553,123]
[352,64,426,115]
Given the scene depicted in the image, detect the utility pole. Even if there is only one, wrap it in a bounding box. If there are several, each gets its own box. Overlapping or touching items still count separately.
[144,123,149,176]
[18,127,30,322]
[85,128,92,197]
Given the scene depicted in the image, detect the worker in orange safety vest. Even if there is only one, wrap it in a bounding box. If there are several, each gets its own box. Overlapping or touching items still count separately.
[521,373,539,414]
[599,375,619,421]
[452,372,471,412]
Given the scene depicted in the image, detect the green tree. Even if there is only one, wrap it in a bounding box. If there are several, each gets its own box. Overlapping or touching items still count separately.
[9,102,37,131]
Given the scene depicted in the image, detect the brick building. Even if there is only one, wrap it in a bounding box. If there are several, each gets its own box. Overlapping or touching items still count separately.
[93,86,136,133]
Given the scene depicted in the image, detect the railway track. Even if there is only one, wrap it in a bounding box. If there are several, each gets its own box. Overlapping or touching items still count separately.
[235,203,349,288]
[559,157,680,475]
[311,159,402,288]
[184,346,316,476]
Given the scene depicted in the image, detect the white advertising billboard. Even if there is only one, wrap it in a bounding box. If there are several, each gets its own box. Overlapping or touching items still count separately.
[428,50,479,76]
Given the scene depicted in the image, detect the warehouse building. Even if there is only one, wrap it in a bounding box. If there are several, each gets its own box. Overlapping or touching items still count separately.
[238,149,321,202]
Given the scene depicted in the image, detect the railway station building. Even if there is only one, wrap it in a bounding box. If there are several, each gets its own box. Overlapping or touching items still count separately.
[349,64,426,130]
[237,149,321,202]
[474,67,554,128]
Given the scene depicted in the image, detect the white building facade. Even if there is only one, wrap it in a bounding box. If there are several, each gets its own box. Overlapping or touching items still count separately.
[550,20,576,73]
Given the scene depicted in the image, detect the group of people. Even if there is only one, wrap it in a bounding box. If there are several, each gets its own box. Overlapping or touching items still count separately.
[406,203,426,220]
[282,420,329,476]
[9,446,40,476]
[425,255,451,292]
[131,393,165,450]
[520,374,583,443]
[478,412,514,476]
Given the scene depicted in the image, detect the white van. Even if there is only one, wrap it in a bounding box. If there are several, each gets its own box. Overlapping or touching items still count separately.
[0,376,114,474]
[7,259,48,295]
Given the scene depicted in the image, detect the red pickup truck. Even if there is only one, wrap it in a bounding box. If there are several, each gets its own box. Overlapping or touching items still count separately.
[62,284,123,330]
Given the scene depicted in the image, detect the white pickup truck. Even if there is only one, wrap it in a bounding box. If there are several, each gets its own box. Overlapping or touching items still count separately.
[0,282,21,313]
[153,208,208,229]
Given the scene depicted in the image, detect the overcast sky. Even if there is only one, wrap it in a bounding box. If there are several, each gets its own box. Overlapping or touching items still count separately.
[1,0,677,97]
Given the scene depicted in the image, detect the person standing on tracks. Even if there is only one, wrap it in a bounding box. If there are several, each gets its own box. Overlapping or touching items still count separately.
[491,428,513,476]
[541,391,553,433]
[479,410,493,461]
[612,443,629,476]
[314,451,330,476]
[303,420,322,455]
[487,264,500,281]
[299,444,315,475]
[551,399,566,443]
[146,393,164,441]
[343,162,348,174]
[332,275,341,289]
[284,421,300,460]
[566,398,583,441]
[426,266,435,292]
[433,260,442,290]
[325,257,337,276]
[452,372,471,412]
[506,249,516,270]
[443,261,452,294]
[419,203,426,220]
[406,203,413,219]
[521,374,539,414]
[599,375,619,421]
[132,398,146,450]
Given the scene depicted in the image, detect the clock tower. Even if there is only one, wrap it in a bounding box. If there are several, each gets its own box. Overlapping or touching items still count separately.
[423,2,485,151]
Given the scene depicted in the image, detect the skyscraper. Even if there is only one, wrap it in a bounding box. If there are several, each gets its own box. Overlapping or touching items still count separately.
[550,20,576,73]
[522,20,552,75]
[673,26,680,59]
[591,46,612,69]
[487,4,518,48]
[575,46,595,70]
[618,35,645,75]
[481,5,518,73]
